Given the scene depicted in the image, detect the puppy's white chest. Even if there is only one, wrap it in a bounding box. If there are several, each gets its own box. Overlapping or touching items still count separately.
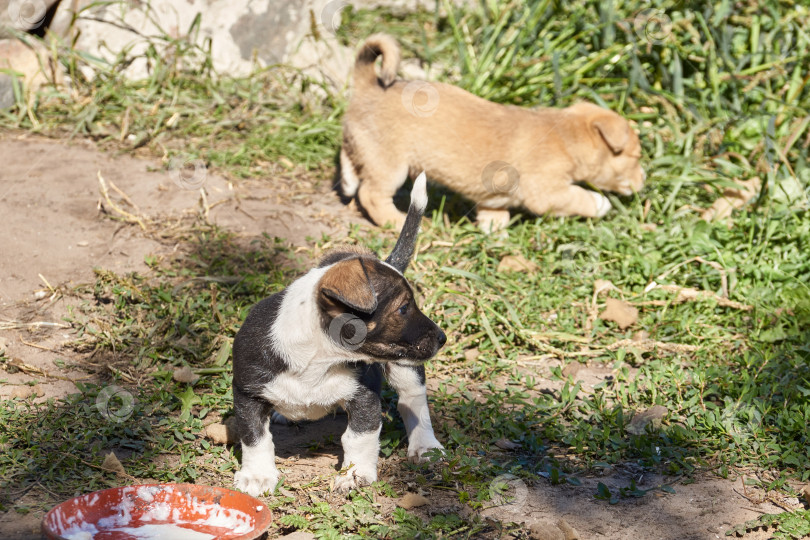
[261,366,359,422]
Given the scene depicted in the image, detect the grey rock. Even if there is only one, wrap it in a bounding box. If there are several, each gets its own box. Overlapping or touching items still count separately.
[0,73,14,108]
[0,38,61,106]
[48,0,448,85]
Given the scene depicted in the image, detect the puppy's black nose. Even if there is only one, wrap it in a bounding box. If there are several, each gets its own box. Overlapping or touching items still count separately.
[437,330,447,347]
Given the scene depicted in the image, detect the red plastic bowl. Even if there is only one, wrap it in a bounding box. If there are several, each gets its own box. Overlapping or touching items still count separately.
[41,483,272,540]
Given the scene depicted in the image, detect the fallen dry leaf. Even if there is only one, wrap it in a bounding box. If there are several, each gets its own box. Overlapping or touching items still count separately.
[11,387,30,399]
[173,366,200,384]
[632,330,650,342]
[205,417,238,445]
[626,405,668,436]
[397,492,429,509]
[557,518,580,540]
[561,362,581,379]
[497,254,539,273]
[599,298,639,329]
[494,438,521,450]
[101,452,127,475]
[529,520,565,540]
[593,279,615,297]
[701,177,761,222]
[12,385,43,399]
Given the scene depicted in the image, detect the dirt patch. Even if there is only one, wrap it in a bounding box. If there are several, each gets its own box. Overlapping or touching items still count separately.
[0,134,363,403]
[0,135,355,305]
[0,135,797,539]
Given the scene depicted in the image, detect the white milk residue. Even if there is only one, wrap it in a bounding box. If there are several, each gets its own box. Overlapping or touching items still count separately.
[96,495,136,528]
[136,485,161,503]
[50,485,259,539]
[107,523,215,539]
[62,526,97,540]
[199,506,253,534]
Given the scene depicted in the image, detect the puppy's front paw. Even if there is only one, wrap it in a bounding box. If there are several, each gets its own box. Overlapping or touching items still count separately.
[476,208,511,234]
[333,465,377,493]
[234,467,279,497]
[407,432,445,464]
[590,191,612,217]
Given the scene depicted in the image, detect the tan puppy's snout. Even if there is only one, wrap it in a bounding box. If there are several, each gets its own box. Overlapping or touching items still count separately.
[628,156,647,194]
[617,172,644,196]
[623,169,645,195]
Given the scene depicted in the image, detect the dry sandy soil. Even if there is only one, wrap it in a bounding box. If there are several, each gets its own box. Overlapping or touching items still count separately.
[0,134,794,539]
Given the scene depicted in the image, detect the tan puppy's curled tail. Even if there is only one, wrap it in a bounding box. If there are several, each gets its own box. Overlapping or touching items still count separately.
[353,33,400,90]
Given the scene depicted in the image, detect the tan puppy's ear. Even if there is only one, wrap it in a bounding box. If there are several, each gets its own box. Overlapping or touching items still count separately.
[319,258,378,314]
[593,114,630,154]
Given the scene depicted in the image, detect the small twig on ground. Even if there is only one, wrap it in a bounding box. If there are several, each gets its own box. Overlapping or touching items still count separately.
[97,171,147,230]
[107,364,137,383]
[2,356,92,382]
[605,339,699,354]
[648,256,732,298]
[18,336,60,352]
[0,321,71,331]
[637,285,752,311]
[107,178,141,213]
[38,273,55,293]
[200,188,210,221]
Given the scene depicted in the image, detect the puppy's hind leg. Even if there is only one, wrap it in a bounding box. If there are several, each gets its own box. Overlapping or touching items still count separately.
[340,148,361,198]
[233,386,281,497]
[357,162,410,229]
[384,363,444,463]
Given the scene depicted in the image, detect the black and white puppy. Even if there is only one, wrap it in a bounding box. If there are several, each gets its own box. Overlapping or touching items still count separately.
[232,172,446,495]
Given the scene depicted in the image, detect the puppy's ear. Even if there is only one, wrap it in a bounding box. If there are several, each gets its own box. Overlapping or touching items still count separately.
[319,258,378,314]
[593,114,630,154]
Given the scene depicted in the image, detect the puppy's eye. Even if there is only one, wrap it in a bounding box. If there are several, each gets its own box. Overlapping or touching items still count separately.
[397,303,409,315]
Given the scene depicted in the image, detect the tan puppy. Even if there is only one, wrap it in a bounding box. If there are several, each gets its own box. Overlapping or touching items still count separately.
[341,34,646,231]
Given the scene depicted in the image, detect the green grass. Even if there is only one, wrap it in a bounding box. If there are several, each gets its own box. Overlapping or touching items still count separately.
[2,0,810,538]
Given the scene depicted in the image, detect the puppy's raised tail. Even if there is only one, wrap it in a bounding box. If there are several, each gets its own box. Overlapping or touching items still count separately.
[353,33,400,91]
[385,172,427,273]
